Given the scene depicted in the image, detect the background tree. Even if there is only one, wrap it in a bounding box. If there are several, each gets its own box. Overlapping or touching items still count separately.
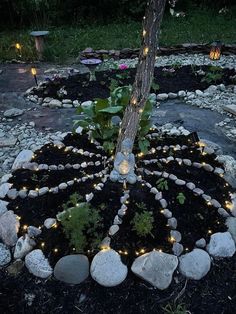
[116,0,167,154]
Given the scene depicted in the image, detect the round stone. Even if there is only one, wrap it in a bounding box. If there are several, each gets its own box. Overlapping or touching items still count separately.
[207,232,236,257]
[179,248,211,280]
[54,254,89,284]
[90,249,127,287]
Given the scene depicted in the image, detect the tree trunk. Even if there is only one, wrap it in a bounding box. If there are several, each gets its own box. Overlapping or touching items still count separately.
[115,0,166,154]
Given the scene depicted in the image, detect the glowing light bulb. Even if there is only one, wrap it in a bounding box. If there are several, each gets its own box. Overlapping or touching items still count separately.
[31,67,37,76]
[15,43,21,50]
[143,47,149,56]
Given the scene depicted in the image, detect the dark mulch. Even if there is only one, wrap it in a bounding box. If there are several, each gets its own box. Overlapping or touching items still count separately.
[32,65,235,102]
[1,132,236,313]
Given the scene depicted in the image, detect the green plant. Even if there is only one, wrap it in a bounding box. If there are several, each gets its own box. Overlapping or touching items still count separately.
[151,81,160,93]
[201,66,223,84]
[162,303,188,314]
[74,85,155,154]
[156,178,168,191]
[131,210,154,237]
[58,193,103,253]
[176,192,186,205]
[136,202,148,211]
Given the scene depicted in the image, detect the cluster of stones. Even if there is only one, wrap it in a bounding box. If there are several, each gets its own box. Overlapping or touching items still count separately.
[0,128,236,289]
[0,119,68,177]
[79,45,236,60]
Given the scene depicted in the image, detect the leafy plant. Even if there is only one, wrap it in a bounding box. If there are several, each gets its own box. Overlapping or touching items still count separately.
[136,202,147,211]
[74,86,155,154]
[151,81,160,93]
[59,193,103,253]
[131,210,154,237]
[156,178,168,191]
[176,192,186,205]
[162,303,188,314]
[201,66,223,84]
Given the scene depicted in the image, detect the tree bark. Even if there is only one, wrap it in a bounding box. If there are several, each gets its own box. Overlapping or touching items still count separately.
[115,0,166,154]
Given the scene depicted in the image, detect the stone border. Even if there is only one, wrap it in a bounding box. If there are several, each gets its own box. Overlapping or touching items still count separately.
[79,44,236,60]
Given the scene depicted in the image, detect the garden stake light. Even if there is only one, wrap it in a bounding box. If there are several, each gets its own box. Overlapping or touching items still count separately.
[209,41,222,60]
[15,42,22,57]
[31,67,38,86]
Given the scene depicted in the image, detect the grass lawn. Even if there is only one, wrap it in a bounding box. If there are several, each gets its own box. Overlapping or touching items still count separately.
[0,6,235,63]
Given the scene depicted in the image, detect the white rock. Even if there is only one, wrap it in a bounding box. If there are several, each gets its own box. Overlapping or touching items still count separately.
[14,234,36,259]
[109,225,119,236]
[12,150,34,170]
[44,218,56,229]
[25,249,53,278]
[0,200,8,216]
[195,238,206,248]
[0,210,19,246]
[91,249,127,287]
[131,251,178,290]
[195,89,204,96]
[179,249,211,280]
[75,126,83,134]
[86,193,94,202]
[0,174,12,184]
[207,232,235,257]
[178,90,186,97]
[38,187,49,196]
[58,183,67,190]
[81,100,93,108]
[168,92,177,99]
[226,217,236,243]
[157,93,168,101]
[0,243,11,266]
[49,99,62,108]
[0,183,12,199]
[4,108,24,117]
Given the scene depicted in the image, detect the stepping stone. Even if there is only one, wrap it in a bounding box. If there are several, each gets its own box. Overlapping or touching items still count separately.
[223,104,236,116]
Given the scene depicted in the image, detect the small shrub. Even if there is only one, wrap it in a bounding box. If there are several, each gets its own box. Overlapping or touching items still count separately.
[176,192,186,205]
[156,178,169,191]
[59,193,103,253]
[201,66,223,84]
[131,210,154,237]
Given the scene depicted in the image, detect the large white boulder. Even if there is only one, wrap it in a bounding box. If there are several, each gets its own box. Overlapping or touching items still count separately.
[207,232,236,257]
[179,249,211,280]
[131,251,178,290]
[25,249,53,278]
[0,200,8,216]
[0,210,19,246]
[12,150,34,170]
[226,217,236,243]
[0,183,12,199]
[90,249,127,287]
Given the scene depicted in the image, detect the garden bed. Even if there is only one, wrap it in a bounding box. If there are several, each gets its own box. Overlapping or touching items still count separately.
[0,130,236,313]
[29,65,235,103]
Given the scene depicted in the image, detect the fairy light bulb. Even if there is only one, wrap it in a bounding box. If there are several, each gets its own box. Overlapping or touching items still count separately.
[143,47,149,56]
[143,30,146,36]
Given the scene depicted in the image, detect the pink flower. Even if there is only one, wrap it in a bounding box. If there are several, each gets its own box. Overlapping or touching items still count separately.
[119,64,128,70]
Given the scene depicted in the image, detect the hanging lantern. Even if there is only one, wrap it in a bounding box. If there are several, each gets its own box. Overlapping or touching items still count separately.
[209,41,222,60]
[119,160,130,175]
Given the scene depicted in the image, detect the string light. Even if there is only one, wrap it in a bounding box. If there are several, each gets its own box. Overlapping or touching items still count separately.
[143,30,146,36]
[54,248,58,253]
[208,230,212,234]
[143,47,149,56]
[41,242,45,248]
[23,225,28,230]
